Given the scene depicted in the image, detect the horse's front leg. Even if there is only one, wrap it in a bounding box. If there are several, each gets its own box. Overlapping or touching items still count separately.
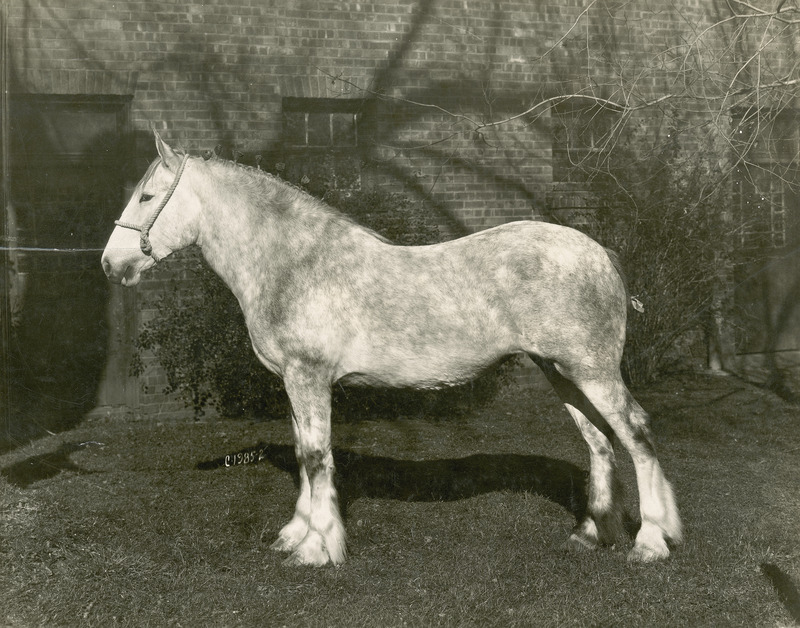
[269,451,311,553]
[275,364,346,566]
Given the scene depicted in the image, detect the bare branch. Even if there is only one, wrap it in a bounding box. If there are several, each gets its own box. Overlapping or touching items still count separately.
[531,0,599,64]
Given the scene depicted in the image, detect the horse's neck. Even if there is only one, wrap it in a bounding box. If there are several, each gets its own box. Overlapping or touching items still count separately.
[194,168,345,311]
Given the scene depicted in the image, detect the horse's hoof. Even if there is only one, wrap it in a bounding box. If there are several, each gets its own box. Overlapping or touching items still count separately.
[282,531,331,567]
[269,537,294,553]
[627,540,670,562]
[565,518,601,553]
[267,519,308,552]
[628,521,672,562]
[565,532,599,553]
[282,547,330,567]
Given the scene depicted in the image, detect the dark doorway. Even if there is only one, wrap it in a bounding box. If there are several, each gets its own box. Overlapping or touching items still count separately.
[4,95,130,450]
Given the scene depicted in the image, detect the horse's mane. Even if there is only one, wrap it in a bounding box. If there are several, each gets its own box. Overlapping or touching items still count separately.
[201,155,392,244]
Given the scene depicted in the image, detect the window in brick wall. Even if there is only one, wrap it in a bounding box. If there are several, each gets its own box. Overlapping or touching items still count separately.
[281,97,366,193]
[551,100,621,183]
[283,97,361,148]
[731,108,799,255]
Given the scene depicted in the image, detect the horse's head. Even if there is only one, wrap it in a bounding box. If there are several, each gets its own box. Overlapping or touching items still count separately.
[101,130,198,286]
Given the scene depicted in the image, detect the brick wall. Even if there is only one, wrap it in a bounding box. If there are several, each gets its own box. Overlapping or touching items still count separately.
[6,0,795,414]
[5,0,720,219]
[7,0,735,223]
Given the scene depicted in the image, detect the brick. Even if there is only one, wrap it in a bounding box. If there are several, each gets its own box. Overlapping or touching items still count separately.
[7,0,793,415]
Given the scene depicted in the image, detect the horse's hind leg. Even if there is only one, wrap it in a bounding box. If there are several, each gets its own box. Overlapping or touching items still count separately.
[574,375,682,561]
[534,358,626,550]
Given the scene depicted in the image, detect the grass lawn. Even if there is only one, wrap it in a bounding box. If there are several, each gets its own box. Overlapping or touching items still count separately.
[1,373,799,627]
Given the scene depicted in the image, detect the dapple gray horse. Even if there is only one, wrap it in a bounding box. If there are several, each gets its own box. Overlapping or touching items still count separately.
[102,132,682,566]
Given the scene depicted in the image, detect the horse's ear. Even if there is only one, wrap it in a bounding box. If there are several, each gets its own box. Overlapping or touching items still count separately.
[153,128,182,172]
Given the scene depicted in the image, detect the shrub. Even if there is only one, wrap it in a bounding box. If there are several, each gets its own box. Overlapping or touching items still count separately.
[133,182,515,419]
[577,118,730,384]
[132,254,288,419]
[324,188,440,246]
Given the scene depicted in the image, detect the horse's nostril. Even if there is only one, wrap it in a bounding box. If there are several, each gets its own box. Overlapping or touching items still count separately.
[102,258,112,277]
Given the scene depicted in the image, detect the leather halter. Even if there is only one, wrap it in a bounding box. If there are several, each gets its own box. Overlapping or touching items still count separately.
[114,154,189,262]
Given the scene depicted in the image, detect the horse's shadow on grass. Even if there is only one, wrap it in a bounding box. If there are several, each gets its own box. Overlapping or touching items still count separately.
[761,563,800,624]
[198,443,588,521]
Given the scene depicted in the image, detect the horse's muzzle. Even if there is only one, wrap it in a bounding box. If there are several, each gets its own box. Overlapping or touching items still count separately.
[101,249,151,287]
[102,256,116,282]
[101,257,129,285]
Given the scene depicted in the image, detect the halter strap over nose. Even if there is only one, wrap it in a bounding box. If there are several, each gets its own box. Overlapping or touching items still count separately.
[114,154,189,262]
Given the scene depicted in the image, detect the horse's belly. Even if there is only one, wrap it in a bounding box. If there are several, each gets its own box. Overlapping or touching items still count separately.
[336,338,516,390]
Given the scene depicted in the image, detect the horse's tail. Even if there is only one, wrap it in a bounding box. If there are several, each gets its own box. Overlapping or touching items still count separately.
[604,247,643,313]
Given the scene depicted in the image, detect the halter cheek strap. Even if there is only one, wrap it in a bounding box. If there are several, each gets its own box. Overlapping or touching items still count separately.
[115,154,189,262]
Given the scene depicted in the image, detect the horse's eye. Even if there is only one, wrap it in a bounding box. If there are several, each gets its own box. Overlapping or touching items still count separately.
[139,193,154,203]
